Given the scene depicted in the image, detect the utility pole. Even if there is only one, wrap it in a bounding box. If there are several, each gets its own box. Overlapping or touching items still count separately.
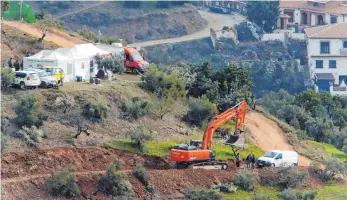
[19,0,23,21]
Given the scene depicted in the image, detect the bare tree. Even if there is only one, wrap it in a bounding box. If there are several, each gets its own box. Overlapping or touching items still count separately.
[37,14,64,43]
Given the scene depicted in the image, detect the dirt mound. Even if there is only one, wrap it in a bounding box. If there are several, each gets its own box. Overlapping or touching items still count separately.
[246,112,311,166]
[1,147,170,179]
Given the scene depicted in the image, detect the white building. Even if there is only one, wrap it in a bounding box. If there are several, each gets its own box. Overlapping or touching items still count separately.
[305,22,347,95]
[278,0,347,30]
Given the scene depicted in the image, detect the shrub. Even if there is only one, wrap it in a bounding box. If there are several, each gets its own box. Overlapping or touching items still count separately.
[235,22,257,42]
[13,126,45,146]
[182,188,222,200]
[112,157,123,171]
[140,66,185,100]
[54,93,75,114]
[212,183,237,193]
[133,164,155,193]
[130,128,152,152]
[83,96,109,121]
[279,188,297,200]
[44,168,80,198]
[97,162,134,196]
[233,170,259,191]
[99,55,125,74]
[279,188,317,200]
[183,96,218,127]
[252,192,272,200]
[1,67,15,89]
[120,97,151,120]
[14,93,48,128]
[260,167,308,189]
[310,159,347,183]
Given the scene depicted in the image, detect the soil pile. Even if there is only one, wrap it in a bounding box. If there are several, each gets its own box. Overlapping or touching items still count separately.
[1,147,170,179]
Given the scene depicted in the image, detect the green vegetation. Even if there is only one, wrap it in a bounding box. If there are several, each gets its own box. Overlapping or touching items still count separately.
[13,126,45,147]
[214,143,264,160]
[310,158,347,183]
[259,90,347,152]
[83,95,109,121]
[14,93,48,128]
[233,170,259,191]
[44,168,81,198]
[182,188,222,200]
[246,1,279,33]
[307,140,347,162]
[260,167,308,189]
[279,188,317,200]
[212,183,238,194]
[140,65,185,100]
[129,128,152,153]
[133,164,155,193]
[184,96,218,127]
[186,62,252,111]
[119,97,151,120]
[146,141,176,156]
[252,192,272,200]
[235,22,257,42]
[97,160,134,197]
[224,185,347,200]
[1,67,15,89]
[224,187,279,200]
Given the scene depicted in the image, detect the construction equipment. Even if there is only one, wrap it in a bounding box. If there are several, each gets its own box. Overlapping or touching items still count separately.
[124,47,149,74]
[170,100,248,170]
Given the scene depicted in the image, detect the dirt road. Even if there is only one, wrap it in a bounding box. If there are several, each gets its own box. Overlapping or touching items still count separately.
[130,10,246,48]
[246,112,311,166]
[2,21,86,48]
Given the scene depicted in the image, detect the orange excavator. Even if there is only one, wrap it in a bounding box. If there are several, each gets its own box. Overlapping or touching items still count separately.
[170,100,248,170]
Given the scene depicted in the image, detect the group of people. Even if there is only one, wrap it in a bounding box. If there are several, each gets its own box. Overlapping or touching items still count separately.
[235,153,256,169]
[8,57,23,71]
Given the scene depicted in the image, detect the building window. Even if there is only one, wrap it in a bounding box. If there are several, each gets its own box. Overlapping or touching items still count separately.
[331,16,337,24]
[320,42,330,53]
[316,60,323,68]
[313,2,320,7]
[329,60,336,68]
[343,41,347,49]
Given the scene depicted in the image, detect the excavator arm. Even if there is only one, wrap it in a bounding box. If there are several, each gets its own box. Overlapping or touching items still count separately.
[201,100,248,150]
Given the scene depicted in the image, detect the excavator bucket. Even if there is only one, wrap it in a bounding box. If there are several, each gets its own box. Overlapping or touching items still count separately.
[221,134,247,148]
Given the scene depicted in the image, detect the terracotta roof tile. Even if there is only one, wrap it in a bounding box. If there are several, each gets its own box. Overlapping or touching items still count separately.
[280,0,347,15]
[304,22,347,38]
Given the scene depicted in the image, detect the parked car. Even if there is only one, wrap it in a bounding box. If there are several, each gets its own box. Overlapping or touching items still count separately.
[13,71,41,90]
[26,68,58,88]
[257,150,298,168]
[38,66,65,85]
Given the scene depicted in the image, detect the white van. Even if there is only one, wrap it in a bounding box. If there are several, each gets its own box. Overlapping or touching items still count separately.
[257,150,298,168]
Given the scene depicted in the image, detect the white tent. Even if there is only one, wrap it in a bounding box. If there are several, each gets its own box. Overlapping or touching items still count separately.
[23,43,111,82]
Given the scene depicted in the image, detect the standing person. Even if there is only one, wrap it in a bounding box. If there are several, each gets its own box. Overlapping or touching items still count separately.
[8,57,13,68]
[235,153,241,168]
[251,154,256,169]
[246,154,251,169]
[20,60,24,70]
[14,60,20,71]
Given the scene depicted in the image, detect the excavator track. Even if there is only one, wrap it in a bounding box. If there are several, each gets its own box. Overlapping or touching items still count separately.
[188,161,229,170]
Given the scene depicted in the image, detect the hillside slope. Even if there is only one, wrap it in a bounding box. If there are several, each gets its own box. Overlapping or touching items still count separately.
[246,112,311,166]
[2,21,86,48]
